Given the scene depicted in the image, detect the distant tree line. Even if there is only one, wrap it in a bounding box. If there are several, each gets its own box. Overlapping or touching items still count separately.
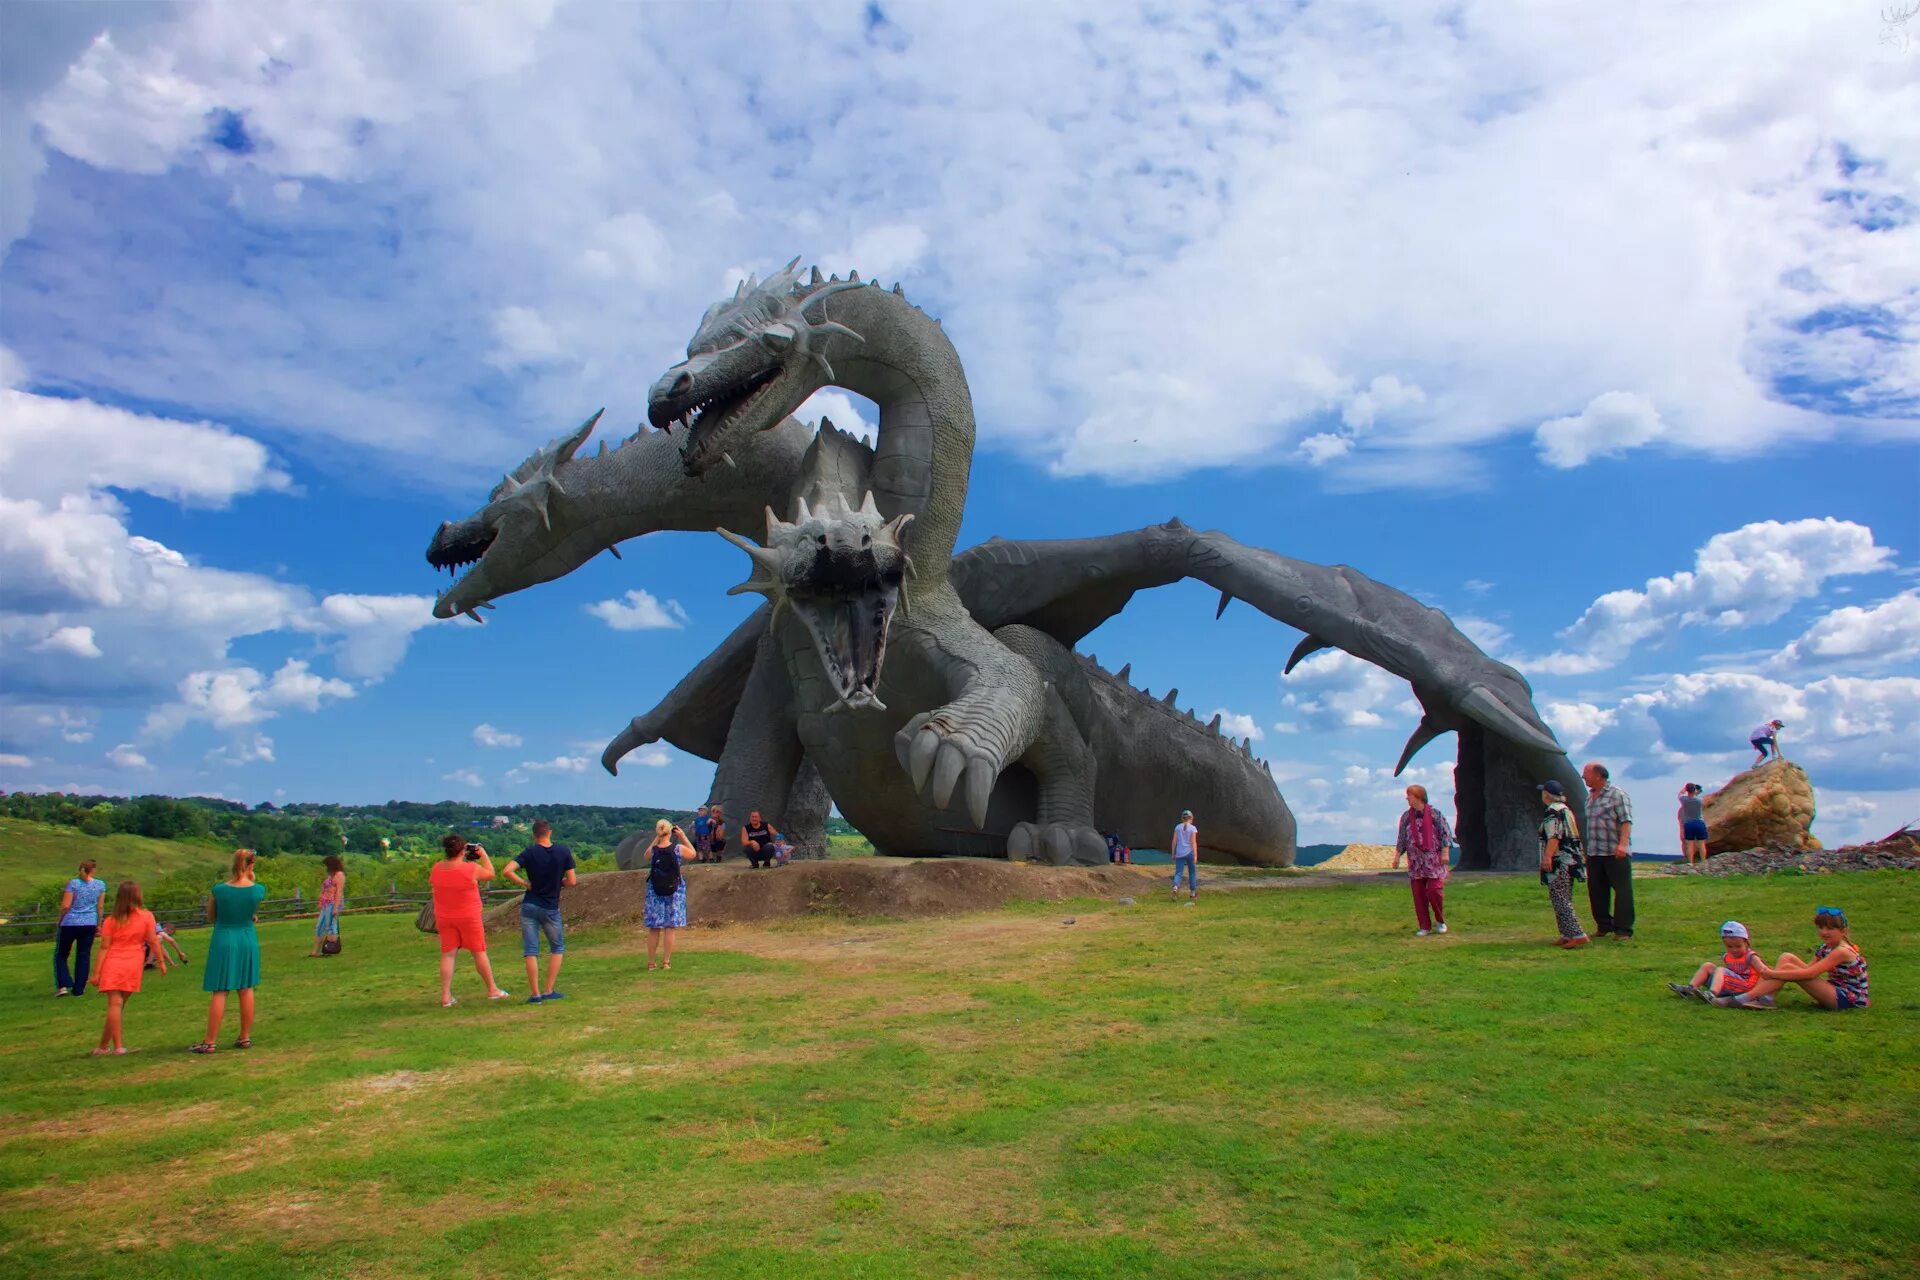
[2,790,861,866]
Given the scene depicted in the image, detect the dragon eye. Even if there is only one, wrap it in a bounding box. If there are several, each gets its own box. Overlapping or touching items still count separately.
[760,323,796,353]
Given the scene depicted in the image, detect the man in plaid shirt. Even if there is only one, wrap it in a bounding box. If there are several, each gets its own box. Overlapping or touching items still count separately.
[1583,761,1635,938]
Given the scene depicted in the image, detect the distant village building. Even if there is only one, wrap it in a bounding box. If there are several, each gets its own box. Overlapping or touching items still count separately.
[491,815,511,828]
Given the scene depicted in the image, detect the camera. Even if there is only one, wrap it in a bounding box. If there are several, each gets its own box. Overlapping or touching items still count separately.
[464,842,482,862]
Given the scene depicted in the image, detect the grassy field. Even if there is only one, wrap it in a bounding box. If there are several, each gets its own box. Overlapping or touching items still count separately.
[0,818,229,908]
[0,869,1913,1279]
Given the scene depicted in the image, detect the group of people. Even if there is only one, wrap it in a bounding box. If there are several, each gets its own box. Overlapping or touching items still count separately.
[1667,912,1869,1010]
[688,804,793,868]
[56,849,270,1056]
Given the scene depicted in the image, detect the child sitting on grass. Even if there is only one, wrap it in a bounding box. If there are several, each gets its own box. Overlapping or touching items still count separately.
[1669,921,1761,1006]
[1735,906,1869,1011]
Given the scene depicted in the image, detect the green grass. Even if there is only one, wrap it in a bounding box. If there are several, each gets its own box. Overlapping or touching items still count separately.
[0,871,1914,1278]
[0,818,228,908]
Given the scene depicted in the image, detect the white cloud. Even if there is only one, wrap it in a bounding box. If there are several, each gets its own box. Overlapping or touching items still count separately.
[29,625,100,659]
[1527,519,1897,674]
[1207,709,1265,742]
[208,735,275,766]
[516,755,592,775]
[794,389,877,442]
[106,742,150,769]
[472,723,522,749]
[144,660,355,737]
[585,589,689,632]
[0,752,34,768]
[1534,390,1666,469]
[442,769,486,788]
[1543,701,1613,752]
[1584,670,1920,791]
[1280,649,1418,731]
[629,747,672,768]
[299,594,442,681]
[4,3,1911,491]
[0,387,291,505]
[1774,589,1920,669]
[1454,616,1513,656]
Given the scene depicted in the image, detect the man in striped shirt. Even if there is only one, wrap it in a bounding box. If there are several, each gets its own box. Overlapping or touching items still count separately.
[1582,762,1635,939]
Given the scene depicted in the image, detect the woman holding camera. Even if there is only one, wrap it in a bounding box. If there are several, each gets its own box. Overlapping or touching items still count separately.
[430,834,510,1007]
[644,819,693,972]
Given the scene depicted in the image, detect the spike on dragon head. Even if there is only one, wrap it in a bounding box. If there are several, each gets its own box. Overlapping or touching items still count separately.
[425,410,603,620]
[649,256,868,477]
[718,473,912,714]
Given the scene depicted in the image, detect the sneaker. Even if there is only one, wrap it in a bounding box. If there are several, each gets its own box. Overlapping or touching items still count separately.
[526,994,546,1004]
[1667,982,1695,999]
[543,991,566,1001]
[1436,923,1448,934]
[1415,929,1431,937]
[55,988,70,998]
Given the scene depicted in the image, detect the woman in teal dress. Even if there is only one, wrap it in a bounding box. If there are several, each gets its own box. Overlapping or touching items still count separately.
[192,850,265,1054]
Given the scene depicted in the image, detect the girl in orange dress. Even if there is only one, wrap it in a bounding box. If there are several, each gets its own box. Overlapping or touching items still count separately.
[90,881,166,1056]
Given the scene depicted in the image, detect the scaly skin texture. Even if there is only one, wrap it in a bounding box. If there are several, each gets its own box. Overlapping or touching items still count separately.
[427,265,1581,870]
[649,270,1056,842]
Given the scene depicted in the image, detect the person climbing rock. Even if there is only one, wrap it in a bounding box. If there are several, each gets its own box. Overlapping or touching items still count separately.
[1750,719,1785,766]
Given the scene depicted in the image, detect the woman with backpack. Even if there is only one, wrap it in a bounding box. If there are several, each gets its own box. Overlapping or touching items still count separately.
[1537,781,1590,949]
[644,819,694,972]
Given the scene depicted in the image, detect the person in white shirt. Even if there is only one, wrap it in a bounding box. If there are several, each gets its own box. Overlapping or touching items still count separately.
[1749,719,1785,766]
[1170,810,1200,905]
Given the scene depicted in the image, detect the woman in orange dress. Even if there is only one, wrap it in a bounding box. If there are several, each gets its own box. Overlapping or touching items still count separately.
[90,880,166,1056]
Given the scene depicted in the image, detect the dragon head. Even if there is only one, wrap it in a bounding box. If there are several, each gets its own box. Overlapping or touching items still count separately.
[648,257,867,477]
[718,483,912,713]
[425,411,606,620]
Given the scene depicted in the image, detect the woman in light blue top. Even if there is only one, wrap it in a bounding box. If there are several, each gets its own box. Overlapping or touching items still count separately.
[55,859,107,997]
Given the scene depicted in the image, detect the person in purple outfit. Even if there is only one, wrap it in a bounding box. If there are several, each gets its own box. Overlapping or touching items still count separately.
[1392,785,1454,936]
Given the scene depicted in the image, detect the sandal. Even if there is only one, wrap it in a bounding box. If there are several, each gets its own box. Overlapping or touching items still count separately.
[189,1042,217,1054]
[234,1037,252,1050]
[90,1047,111,1057]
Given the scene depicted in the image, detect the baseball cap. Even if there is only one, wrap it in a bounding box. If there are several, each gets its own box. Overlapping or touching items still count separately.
[1719,920,1749,940]
[1179,809,1192,818]
[1537,780,1565,797]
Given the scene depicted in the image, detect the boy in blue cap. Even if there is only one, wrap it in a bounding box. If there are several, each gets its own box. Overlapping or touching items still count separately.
[1669,921,1764,1006]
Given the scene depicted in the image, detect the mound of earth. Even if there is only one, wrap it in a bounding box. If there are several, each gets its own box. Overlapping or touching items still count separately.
[482,858,1151,932]
[1315,842,1399,871]
[1670,826,1919,877]
[1703,760,1819,856]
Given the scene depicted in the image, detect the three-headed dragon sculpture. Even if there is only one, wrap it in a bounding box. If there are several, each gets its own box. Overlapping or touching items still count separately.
[427,260,1580,869]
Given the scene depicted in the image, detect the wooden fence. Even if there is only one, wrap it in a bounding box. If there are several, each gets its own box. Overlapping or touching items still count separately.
[0,888,524,945]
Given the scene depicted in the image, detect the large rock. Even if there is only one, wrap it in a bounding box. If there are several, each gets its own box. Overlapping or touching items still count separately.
[1703,760,1820,856]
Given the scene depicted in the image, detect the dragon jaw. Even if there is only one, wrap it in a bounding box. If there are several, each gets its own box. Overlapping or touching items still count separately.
[648,257,867,477]
[426,411,605,620]
[719,488,912,713]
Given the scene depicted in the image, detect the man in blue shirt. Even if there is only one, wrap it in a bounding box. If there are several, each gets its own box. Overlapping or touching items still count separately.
[502,820,576,1003]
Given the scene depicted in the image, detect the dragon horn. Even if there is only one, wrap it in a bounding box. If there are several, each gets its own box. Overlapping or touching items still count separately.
[554,409,603,464]
[810,320,865,347]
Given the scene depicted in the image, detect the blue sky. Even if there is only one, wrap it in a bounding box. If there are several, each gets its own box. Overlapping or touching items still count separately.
[1,1,1916,846]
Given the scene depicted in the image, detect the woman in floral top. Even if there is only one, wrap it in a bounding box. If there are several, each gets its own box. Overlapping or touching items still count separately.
[1537,781,1589,949]
[1392,785,1453,936]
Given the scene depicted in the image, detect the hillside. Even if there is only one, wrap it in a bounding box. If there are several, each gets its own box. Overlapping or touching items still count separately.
[0,818,228,907]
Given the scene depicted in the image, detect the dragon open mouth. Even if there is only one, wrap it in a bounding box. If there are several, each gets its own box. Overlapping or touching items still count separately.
[661,368,790,475]
[426,517,500,618]
[790,584,898,713]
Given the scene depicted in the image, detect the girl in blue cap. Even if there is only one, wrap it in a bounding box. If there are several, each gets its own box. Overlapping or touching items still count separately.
[1737,907,1869,1010]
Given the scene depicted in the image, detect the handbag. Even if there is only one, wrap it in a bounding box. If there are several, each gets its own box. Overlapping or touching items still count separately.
[321,934,342,955]
[414,900,437,934]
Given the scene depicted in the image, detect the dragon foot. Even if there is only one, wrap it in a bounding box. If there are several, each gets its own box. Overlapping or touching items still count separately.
[893,711,1000,829]
[1008,822,1108,867]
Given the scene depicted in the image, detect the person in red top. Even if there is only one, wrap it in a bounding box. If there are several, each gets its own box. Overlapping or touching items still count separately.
[430,833,510,1007]
[90,880,166,1055]
[1670,921,1762,1005]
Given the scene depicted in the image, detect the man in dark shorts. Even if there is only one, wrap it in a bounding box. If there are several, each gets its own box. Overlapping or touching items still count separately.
[742,811,782,869]
[501,820,576,1003]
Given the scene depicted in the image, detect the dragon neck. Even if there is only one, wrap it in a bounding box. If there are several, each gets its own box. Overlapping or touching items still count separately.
[566,418,814,543]
[820,285,972,579]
